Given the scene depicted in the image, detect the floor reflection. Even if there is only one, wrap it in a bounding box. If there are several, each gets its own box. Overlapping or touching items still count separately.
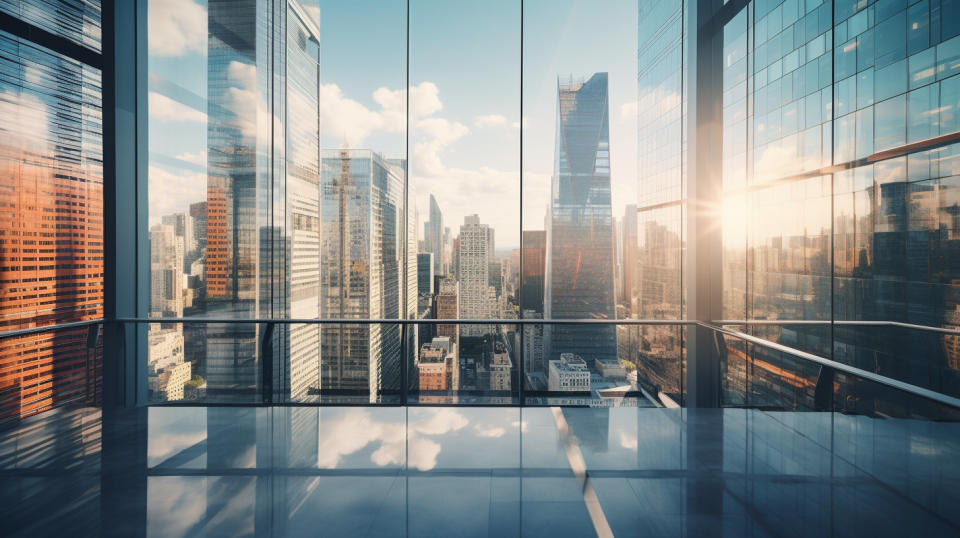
[1,405,959,537]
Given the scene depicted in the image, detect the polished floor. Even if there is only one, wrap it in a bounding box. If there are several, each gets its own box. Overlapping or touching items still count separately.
[1,405,958,537]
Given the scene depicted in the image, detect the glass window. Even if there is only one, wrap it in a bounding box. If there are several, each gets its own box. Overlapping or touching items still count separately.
[875,94,907,150]
[937,35,960,81]
[856,106,875,158]
[414,0,520,403]
[836,75,856,116]
[858,68,875,108]
[875,11,907,68]
[941,75,960,134]
[835,112,856,162]
[907,0,929,55]
[0,0,102,51]
[836,37,858,79]
[908,84,939,142]
[909,48,936,89]
[942,0,960,42]
[875,58,907,101]
[0,15,103,419]
[875,0,907,23]
[858,28,876,71]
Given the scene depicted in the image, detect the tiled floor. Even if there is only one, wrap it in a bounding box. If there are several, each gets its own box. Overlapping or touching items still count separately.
[1,405,958,537]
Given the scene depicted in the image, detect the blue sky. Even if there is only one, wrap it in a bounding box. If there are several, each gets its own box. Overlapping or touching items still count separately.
[148,0,638,248]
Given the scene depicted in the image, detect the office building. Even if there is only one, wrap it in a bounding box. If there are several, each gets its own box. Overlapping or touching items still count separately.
[424,194,444,275]
[418,252,434,296]
[417,336,458,391]
[545,73,618,363]
[458,215,494,337]
[521,230,547,314]
[321,149,410,399]
[548,353,591,392]
[434,277,459,343]
[522,310,545,375]
[149,223,185,318]
[283,6,322,401]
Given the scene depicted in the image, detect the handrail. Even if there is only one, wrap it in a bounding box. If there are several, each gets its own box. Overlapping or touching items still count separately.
[713,319,960,336]
[704,322,960,410]
[112,317,696,326]
[4,317,959,411]
[0,319,103,340]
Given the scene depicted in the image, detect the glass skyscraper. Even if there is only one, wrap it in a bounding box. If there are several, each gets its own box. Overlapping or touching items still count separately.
[545,73,618,366]
[424,194,444,276]
[320,149,410,401]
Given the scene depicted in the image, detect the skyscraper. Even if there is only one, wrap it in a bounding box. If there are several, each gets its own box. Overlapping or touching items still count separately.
[434,277,460,343]
[521,230,546,314]
[458,215,494,337]
[283,5,322,401]
[202,0,263,399]
[418,253,434,296]
[621,204,639,315]
[321,149,410,401]
[150,223,185,318]
[424,194,444,275]
[545,73,618,365]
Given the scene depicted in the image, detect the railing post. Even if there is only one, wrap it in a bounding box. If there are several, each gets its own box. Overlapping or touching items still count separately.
[86,323,101,405]
[401,322,408,405]
[259,322,275,404]
[814,365,835,411]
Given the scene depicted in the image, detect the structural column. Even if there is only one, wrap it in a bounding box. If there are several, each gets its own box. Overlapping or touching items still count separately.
[102,0,149,409]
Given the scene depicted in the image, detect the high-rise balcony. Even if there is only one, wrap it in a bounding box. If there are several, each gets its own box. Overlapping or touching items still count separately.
[2,0,960,536]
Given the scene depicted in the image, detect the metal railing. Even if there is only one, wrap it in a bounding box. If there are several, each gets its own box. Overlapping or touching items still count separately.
[2,317,959,412]
[714,319,960,337]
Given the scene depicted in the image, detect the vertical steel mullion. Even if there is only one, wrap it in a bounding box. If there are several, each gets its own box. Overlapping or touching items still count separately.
[401,0,410,407]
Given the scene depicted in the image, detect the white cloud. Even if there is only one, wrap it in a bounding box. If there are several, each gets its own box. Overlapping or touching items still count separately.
[473,425,506,438]
[225,61,259,138]
[0,90,49,150]
[148,165,206,225]
[510,420,529,433]
[413,408,469,435]
[150,91,207,124]
[412,118,470,177]
[405,437,444,471]
[316,408,405,469]
[620,99,639,121]
[618,431,638,450]
[319,81,442,146]
[318,83,387,145]
[511,117,529,130]
[313,408,471,471]
[148,0,206,57]
[374,81,443,126]
[474,114,507,128]
[175,152,206,167]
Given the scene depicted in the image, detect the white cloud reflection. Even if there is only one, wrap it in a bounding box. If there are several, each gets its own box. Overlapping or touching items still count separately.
[148,0,207,58]
[149,91,207,124]
[317,408,469,471]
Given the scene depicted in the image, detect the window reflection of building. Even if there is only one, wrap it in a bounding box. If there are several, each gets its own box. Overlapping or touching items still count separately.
[710,0,960,403]
[321,150,409,401]
[0,29,103,419]
[635,0,685,402]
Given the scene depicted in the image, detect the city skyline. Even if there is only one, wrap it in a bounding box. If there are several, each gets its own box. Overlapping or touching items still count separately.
[147,0,640,249]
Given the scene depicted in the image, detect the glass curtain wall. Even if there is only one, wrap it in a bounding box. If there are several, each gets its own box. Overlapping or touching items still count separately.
[142,0,960,409]
[0,0,104,420]
[146,0,408,404]
[711,0,960,408]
